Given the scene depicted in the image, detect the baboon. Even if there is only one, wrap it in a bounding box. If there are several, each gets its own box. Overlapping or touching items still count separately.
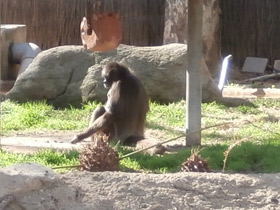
[70,62,149,145]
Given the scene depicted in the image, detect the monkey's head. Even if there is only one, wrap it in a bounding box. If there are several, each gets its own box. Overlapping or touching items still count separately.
[102,62,128,89]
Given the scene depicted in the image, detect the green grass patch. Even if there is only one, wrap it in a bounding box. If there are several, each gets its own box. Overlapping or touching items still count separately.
[224,142,280,173]
[1,141,280,173]
[1,99,280,173]
[0,149,79,172]
[147,101,185,128]
[236,104,261,114]
[255,98,280,108]
[0,100,101,133]
[119,147,191,173]
[146,101,185,137]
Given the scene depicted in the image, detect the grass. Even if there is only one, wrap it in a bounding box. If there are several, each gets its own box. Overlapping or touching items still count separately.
[0,99,280,173]
[0,100,100,132]
[1,141,279,173]
[0,149,79,172]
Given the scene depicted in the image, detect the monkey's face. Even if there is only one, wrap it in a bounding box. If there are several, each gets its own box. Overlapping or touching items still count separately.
[102,67,118,89]
[103,75,112,89]
[102,62,124,89]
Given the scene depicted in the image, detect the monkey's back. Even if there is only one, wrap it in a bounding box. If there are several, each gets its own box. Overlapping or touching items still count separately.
[115,73,149,141]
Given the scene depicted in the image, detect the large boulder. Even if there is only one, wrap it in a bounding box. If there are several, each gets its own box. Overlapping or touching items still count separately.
[0,163,82,210]
[6,44,220,107]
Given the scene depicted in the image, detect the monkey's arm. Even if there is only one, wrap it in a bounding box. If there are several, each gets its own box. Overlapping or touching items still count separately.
[70,111,114,144]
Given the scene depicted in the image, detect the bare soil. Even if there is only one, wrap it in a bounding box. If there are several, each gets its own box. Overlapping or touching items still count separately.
[1,130,280,209]
[58,170,280,210]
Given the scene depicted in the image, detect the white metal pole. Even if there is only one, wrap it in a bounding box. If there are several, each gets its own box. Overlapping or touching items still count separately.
[186,0,203,146]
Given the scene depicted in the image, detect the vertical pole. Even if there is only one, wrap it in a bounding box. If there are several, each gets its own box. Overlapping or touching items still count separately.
[186,0,203,146]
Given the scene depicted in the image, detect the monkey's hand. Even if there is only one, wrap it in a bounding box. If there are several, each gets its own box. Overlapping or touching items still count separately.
[70,136,81,144]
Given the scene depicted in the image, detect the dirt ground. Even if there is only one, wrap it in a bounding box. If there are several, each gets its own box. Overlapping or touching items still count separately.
[58,170,280,210]
[2,163,279,210]
[1,130,280,210]
[1,82,280,209]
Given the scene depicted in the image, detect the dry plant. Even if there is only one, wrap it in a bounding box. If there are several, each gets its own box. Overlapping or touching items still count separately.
[222,138,248,172]
[181,147,211,172]
[79,134,119,172]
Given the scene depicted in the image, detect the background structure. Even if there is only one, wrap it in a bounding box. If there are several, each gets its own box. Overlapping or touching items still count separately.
[220,0,280,68]
[1,0,280,71]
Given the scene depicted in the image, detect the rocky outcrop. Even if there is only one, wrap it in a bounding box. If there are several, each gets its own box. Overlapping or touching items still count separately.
[0,163,82,210]
[6,44,221,108]
[1,163,279,209]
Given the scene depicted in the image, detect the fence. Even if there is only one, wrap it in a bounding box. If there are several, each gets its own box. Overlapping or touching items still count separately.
[0,0,165,50]
[220,0,280,68]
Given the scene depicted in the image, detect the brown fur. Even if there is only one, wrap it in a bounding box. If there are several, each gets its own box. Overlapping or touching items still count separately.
[70,62,149,144]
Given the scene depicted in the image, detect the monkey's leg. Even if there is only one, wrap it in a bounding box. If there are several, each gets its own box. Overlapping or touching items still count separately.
[89,106,106,126]
[70,111,114,144]
[89,106,106,142]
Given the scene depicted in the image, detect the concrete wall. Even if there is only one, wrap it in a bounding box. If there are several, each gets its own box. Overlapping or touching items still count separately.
[0,24,26,80]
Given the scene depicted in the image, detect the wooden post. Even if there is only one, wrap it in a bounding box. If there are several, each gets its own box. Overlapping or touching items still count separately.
[186,0,203,146]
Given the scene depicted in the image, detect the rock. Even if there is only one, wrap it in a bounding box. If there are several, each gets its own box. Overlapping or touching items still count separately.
[6,44,220,107]
[0,163,83,210]
[6,46,97,107]
[1,164,279,209]
[0,163,56,197]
